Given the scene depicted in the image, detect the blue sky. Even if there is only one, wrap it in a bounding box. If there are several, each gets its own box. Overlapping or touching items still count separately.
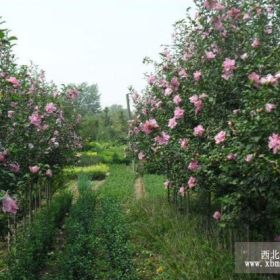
[1,0,195,107]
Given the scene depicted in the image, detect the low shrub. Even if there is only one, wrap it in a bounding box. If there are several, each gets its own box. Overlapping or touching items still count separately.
[50,187,97,280]
[3,191,72,280]
[95,197,138,280]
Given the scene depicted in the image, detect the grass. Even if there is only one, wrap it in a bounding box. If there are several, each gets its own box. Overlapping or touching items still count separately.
[127,173,269,280]
[142,174,165,198]
[98,164,135,202]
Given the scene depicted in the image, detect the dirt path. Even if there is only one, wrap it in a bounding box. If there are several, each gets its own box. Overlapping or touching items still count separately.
[92,180,105,191]
[135,177,145,199]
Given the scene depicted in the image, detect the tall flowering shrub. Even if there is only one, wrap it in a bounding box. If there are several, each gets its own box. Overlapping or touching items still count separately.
[0,24,81,224]
[129,0,280,239]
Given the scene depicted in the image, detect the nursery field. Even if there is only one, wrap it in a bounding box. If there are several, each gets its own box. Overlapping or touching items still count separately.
[0,142,274,280]
[1,0,280,279]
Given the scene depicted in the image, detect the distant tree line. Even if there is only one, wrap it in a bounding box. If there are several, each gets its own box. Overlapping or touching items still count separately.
[64,82,129,143]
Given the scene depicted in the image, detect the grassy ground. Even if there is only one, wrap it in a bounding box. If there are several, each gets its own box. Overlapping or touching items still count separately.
[127,171,270,280]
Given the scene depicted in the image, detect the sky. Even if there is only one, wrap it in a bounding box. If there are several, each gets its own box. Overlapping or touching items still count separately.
[1,0,195,108]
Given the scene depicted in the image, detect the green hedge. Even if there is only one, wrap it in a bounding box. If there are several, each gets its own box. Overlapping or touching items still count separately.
[3,191,72,280]
[63,164,109,180]
[80,142,130,165]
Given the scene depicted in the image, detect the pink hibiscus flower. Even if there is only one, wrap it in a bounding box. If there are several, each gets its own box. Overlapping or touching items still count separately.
[173,95,182,105]
[45,103,57,114]
[2,194,18,214]
[29,113,42,128]
[213,211,221,221]
[180,138,189,150]
[155,132,170,145]
[6,77,20,88]
[142,119,159,135]
[193,71,202,81]
[193,125,205,137]
[29,165,40,174]
[268,133,280,154]
[265,103,276,113]
[168,117,177,129]
[174,107,184,119]
[188,176,197,189]
[188,160,200,172]
[214,131,227,144]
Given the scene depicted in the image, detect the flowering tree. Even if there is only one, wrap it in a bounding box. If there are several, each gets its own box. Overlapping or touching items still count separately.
[0,24,81,234]
[129,0,280,239]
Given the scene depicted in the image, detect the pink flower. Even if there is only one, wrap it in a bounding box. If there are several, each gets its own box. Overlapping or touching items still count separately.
[205,51,216,60]
[0,152,5,162]
[228,7,241,19]
[6,77,20,88]
[8,110,15,118]
[214,131,227,144]
[173,95,182,105]
[245,154,254,162]
[46,169,53,177]
[29,113,42,128]
[174,107,184,119]
[9,163,20,173]
[142,119,159,135]
[227,153,237,161]
[155,132,170,145]
[189,95,199,104]
[178,186,185,196]
[193,71,202,81]
[268,133,280,154]
[45,103,57,114]
[223,58,236,72]
[188,160,200,172]
[2,194,18,214]
[67,88,80,99]
[193,125,205,137]
[171,77,180,90]
[178,68,188,79]
[213,17,224,31]
[204,0,224,11]
[222,58,236,80]
[189,96,203,115]
[147,75,156,85]
[29,165,40,174]
[222,72,233,80]
[164,87,173,96]
[251,38,260,48]
[260,74,278,86]
[265,103,276,113]
[248,72,260,86]
[168,117,177,129]
[213,211,221,221]
[188,176,197,189]
[180,138,189,150]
